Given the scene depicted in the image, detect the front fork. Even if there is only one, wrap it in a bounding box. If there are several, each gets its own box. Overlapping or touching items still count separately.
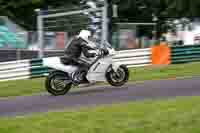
[106,62,121,78]
[111,62,121,73]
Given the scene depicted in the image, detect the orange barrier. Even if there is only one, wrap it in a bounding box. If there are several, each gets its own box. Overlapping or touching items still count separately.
[151,43,171,65]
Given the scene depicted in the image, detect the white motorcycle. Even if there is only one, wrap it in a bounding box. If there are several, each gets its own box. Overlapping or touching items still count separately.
[43,41,129,96]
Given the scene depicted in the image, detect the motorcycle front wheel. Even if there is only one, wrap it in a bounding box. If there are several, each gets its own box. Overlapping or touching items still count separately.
[106,65,129,87]
[45,71,72,96]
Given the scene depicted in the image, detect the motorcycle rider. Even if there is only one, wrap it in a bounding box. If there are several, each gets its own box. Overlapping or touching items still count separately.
[61,30,108,84]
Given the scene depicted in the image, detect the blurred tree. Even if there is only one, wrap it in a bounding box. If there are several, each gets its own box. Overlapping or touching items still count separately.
[1,0,200,30]
[0,0,44,30]
[0,0,80,30]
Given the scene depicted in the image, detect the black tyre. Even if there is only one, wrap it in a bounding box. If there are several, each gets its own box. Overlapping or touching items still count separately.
[106,65,129,87]
[45,71,72,96]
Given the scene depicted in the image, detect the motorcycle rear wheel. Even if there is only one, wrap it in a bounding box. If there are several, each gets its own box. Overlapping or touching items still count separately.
[45,71,72,96]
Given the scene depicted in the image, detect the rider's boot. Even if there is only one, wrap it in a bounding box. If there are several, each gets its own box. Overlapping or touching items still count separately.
[71,72,81,86]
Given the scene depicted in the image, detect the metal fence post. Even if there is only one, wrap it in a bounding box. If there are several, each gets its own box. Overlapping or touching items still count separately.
[101,0,108,45]
[36,9,44,58]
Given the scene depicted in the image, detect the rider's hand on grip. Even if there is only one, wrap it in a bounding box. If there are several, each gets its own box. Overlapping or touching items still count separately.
[96,49,109,57]
[96,49,103,56]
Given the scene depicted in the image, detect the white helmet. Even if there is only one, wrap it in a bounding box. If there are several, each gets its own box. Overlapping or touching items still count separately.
[77,30,92,42]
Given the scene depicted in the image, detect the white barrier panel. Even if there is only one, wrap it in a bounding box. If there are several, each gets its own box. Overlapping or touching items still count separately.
[114,48,151,67]
[115,52,150,58]
[114,56,150,63]
[0,63,30,71]
[0,67,30,75]
[0,59,30,65]
[117,48,150,54]
[0,76,31,82]
[115,50,150,59]
[0,48,152,82]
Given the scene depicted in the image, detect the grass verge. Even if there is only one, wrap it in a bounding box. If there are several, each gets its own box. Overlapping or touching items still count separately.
[0,96,200,133]
[1,62,200,97]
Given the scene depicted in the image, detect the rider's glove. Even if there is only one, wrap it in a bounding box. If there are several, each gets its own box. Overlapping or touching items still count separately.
[95,49,102,56]
[96,49,109,57]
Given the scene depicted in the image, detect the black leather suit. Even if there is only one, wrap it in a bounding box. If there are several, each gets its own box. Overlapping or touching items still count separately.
[61,36,97,68]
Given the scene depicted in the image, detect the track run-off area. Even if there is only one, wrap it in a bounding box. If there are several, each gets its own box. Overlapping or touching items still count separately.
[0,77,200,117]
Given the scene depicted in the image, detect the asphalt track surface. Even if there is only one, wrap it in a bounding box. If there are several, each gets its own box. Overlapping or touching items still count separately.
[0,77,200,117]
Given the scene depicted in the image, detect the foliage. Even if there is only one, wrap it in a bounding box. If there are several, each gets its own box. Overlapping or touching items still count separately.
[117,0,200,19]
[1,0,200,30]
[0,0,80,29]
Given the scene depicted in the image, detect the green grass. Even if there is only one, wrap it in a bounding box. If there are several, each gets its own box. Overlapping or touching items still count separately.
[129,62,200,81]
[1,96,200,133]
[0,78,45,97]
[1,62,200,97]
